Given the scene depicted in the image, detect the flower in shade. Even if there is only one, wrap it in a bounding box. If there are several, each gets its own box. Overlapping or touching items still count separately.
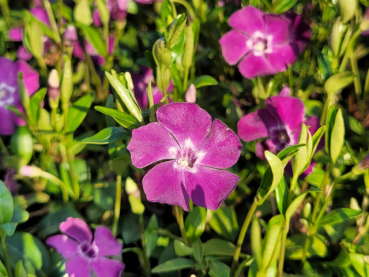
[219,6,310,79]
[237,88,321,177]
[127,103,242,211]
[0,58,39,135]
[46,217,124,277]
[131,66,173,110]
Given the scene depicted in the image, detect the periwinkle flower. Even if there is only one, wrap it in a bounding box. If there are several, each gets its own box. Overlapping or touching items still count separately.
[0,58,39,135]
[131,66,173,109]
[127,103,242,211]
[237,88,321,176]
[46,218,124,277]
[219,6,310,79]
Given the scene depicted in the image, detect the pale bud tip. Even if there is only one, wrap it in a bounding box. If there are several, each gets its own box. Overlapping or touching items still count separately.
[185,84,197,103]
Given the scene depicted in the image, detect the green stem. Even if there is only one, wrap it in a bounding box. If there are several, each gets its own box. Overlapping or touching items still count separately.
[183,68,189,92]
[172,0,196,20]
[139,214,152,277]
[42,0,61,44]
[0,136,9,156]
[66,150,80,200]
[176,206,189,246]
[311,165,331,222]
[1,235,13,277]
[40,171,69,203]
[112,174,122,237]
[338,28,361,72]
[0,0,10,27]
[301,235,310,264]
[353,214,369,244]
[230,201,258,277]
[277,226,288,277]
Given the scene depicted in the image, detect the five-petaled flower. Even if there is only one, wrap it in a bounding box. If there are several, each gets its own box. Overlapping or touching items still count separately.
[219,6,310,79]
[237,88,321,176]
[46,217,124,277]
[127,103,242,211]
[0,57,39,135]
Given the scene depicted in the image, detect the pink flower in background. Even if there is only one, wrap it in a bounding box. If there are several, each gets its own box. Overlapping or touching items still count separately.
[185,84,197,103]
[47,218,124,277]
[219,6,310,79]
[131,66,173,110]
[0,58,39,135]
[237,88,321,176]
[127,103,242,211]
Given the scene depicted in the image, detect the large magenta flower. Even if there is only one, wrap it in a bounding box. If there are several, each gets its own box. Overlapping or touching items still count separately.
[46,218,124,277]
[237,88,321,175]
[127,103,242,211]
[219,6,310,79]
[0,58,39,135]
[131,66,173,110]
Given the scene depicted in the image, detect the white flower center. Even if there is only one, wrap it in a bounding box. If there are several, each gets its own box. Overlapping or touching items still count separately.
[0,83,16,107]
[246,31,273,57]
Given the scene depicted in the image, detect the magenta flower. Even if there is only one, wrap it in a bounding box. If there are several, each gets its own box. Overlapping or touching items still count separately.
[237,88,321,176]
[131,66,173,109]
[46,218,124,277]
[127,103,242,211]
[0,58,39,135]
[219,6,310,79]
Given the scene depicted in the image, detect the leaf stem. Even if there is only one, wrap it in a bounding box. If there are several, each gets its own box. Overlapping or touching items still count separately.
[277,226,288,277]
[139,214,152,277]
[1,235,13,277]
[172,0,196,20]
[42,0,61,44]
[112,174,122,237]
[175,206,189,246]
[230,200,258,277]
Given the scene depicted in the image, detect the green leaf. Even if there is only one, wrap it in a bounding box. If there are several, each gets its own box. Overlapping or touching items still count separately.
[78,23,107,57]
[338,0,356,23]
[192,239,203,262]
[285,188,321,224]
[167,14,187,48]
[275,177,289,216]
[292,124,308,177]
[145,214,158,258]
[0,260,7,277]
[330,109,345,164]
[15,260,27,277]
[95,0,110,26]
[61,56,73,108]
[274,0,298,14]
[128,195,145,215]
[324,72,355,95]
[319,208,361,227]
[174,240,193,256]
[251,217,262,268]
[0,180,14,224]
[185,206,207,243]
[95,106,141,130]
[73,0,92,26]
[326,105,337,157]
[65,93,94,133]
[305,168,326,187]
[209,261,230,277]
[310,126,326,161]
[30,88,47,125]
[193,75,218,89]
[324,247,350,267]
[82,127,130,145]
[152,258,195,273]
[209,206,239,242]
[285,234,327,260]
[203,239,236,257]
[25,19,44,58]
[350,253,369,276]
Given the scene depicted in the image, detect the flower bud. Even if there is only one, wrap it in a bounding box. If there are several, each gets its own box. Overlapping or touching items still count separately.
[63,25,78,47]
[11,126,33,166]
[153,38,172,69]
[338,0,356,23]
[185,84,197,103]
[360,8,369,31]
[48,69,60,109]
[20,165,43,178]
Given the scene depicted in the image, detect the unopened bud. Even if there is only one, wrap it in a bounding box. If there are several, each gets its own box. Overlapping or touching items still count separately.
[338,0,356,23]
[153,38,172,69]
[185,84,197,103]
[360,9,369,31]
[20,165,43,178]
[125,177,141,199]
[48,69,60,108]
[124,72,134,91]
[63,25,78,47]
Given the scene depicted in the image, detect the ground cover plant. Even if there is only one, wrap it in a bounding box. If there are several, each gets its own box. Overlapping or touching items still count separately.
[1,0,369,276]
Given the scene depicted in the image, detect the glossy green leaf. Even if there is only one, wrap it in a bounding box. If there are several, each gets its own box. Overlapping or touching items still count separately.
[209,206,239,242]
[319,208,362,227]
[326,105,337,156]
[145,214,159,258]
[185,206,207,243]
[209,261,230,277]
[167,14,187,48]
[65,93,93,133]
[192,239,203,262]
[305,168,326,187]
[151,258,195,273]
[274,0,298,14]
[324,247,350,267]
[330,109,345,164]
[174,240,193,256]
[350,253,369,276]
[73,0,92,26]
[251,217,262,268]
[203,239,236,257]
[30,88,47,125]
[95,106,141,130]
[324,72,355,95]
[275,177,289,216]
[338,0,356,22]
[15,260,27,277]
[292,124,308,177]
[0,260,7,277]
[82,127,130,145]
[193,75,218,89]
[285,234,327,260]
[0,180,13,224]
[78,24,107,57]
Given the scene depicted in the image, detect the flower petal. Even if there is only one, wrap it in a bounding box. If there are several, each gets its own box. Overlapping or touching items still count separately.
[127,122,179,168]
[93,226,122,256]
[266,43,299,72]
[264,14,291,44]
[156,103,212,148]
[31,8,50,27]
[65,254,91,277]
[238,53,275,79]
[0,108,16,135]
[278,87,291,97]
[0,57,18,88]
[255,139,277,160]
[292,115,323,151]
[266,96,305,131]
[17,46,33,61]
[16,60,39,95]
[46,235,79,258]
[60,217,93,244]
[184,166,239,210]
[229,6,264,35]
[196,119,241,169]
[91,257,125,277]
[219,30,250,65]
[142,161,190,211]
[9,27,23,41]
[237,108,278,142]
